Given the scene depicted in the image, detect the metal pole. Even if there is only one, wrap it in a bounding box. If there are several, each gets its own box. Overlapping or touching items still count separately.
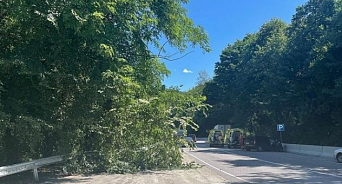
[279,131,283,144]
[33,168,39,181]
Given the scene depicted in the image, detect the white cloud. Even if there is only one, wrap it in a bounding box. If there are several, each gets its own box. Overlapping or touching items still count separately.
[183,69,193,74]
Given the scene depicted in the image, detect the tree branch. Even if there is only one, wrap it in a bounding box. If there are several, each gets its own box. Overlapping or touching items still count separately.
[157,50,194,61]
[157,40,170,57]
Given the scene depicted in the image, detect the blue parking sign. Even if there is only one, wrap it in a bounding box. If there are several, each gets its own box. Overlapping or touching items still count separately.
[277,124,285,131]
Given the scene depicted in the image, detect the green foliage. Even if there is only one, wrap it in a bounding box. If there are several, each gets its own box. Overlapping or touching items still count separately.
[0,0,209,173]
[199,0,342,146]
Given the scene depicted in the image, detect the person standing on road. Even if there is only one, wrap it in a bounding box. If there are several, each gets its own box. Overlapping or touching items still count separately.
[239,134,244,149]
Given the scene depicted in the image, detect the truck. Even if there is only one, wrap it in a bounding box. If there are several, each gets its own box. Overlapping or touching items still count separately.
[213,125,231,135]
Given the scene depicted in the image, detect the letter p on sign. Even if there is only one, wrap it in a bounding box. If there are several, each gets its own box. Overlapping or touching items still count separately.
[277,124,285,131]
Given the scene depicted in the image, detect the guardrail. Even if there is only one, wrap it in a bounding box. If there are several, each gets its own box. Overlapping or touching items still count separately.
[0,155,63,181]
[283,143,341,159]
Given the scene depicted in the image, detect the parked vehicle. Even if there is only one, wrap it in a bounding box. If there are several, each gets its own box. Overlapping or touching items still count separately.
[208,129,224,147]
[225,128,245,148]
[244,135,273,151]
[189,134,197,142]
[269,138,284,152]
[185,136,195,147]
[176,129,184,137]
[334,148,342,163]
[180,136,195,147]
[214,125,231,135]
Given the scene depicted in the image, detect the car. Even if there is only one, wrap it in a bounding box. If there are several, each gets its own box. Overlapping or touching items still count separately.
[244,135,273,151]
[176,129,184,137]
[178,136,194,147]
[184,136,195,147]
[334,148,342,163]
[269,138,284,152]
[189,134,197,142]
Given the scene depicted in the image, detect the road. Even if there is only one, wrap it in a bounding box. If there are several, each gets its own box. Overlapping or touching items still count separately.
[185,138,342,183]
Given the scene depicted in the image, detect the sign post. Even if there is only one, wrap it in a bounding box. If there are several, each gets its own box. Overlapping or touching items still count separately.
[277,124,285,143]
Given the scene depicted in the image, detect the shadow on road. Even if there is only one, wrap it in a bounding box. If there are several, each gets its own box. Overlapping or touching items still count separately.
[190,143,342,183]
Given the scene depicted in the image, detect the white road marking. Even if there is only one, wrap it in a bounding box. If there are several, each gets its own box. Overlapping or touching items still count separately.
[220,149,342,179]
[185,151,253,183]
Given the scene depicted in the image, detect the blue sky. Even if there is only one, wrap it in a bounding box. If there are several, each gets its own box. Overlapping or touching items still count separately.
[159,0,308,91]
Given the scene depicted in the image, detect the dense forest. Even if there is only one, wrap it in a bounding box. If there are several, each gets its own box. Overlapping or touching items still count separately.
[0,0,209,173]
[1,0,342,174]
[195,0,342,146]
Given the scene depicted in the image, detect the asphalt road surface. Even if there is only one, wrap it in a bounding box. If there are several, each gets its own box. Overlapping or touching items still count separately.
[185,138,342,183]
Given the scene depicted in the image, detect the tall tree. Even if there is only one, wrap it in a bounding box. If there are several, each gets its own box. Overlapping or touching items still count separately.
[0,0,210,172]
[198,0,342,146]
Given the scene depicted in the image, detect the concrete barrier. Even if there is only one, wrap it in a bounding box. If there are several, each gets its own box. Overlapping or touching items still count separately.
[283,143,301,153]
[298,145,323,156]
[284,143,342,160]
[321,146,342,158]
